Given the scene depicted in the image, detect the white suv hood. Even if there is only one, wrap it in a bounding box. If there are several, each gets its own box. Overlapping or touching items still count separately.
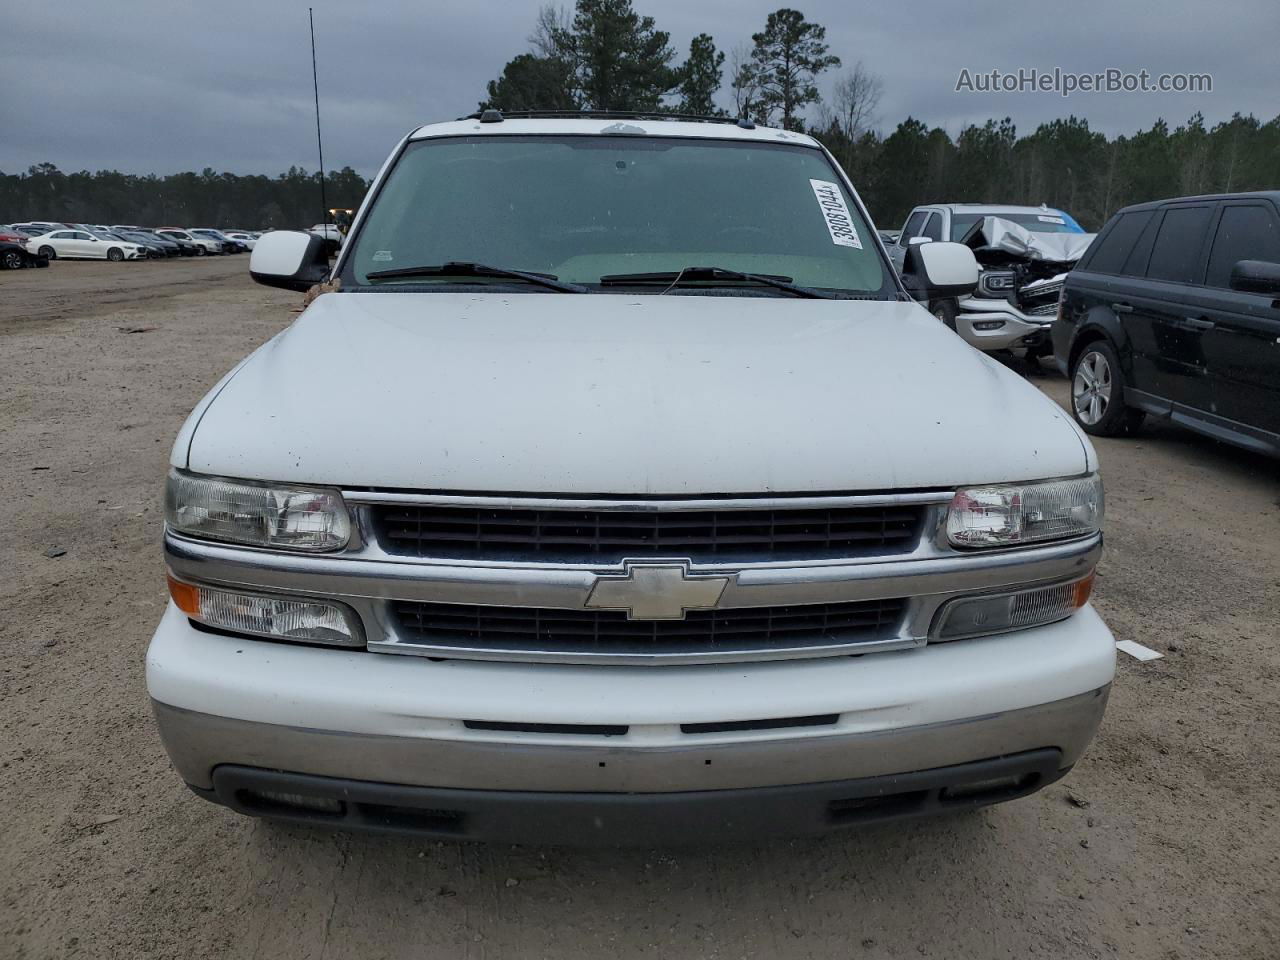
[181,292,1091,493]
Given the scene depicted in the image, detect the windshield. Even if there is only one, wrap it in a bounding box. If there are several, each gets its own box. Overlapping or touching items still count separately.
[950,211,1085,241]
[342,135,890,296]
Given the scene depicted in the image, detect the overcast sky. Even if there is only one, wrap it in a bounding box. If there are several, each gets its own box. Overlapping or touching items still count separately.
[5,0,1273,176]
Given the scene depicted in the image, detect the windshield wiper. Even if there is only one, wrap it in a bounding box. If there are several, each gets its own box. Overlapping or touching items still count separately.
[598,266,834,299]
[365,261,587,293]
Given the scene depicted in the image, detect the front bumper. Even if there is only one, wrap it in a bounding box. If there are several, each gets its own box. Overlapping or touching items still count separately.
[148,602,1114,838]
[197,749,1073,844]
[957,296,1054,353]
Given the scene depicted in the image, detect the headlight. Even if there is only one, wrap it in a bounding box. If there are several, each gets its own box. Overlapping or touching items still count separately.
[168,576,362,646]
[979,271,1015,296]
[165,469,351,551]
[945,474,1103,548]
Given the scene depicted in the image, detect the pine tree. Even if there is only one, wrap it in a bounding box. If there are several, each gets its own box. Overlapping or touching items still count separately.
[749,9,840,131]
[676,34,725,116]
[479,54,577,112]
[566,0,677,110]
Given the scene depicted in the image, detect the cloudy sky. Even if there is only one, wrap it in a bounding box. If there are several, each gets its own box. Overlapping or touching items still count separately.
[5,0,1272,176]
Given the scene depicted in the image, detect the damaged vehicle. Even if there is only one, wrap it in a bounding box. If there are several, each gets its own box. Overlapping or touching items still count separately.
[890,204,1093,360]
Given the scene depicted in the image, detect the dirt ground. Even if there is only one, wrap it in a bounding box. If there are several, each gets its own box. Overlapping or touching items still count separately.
[2,258,1278,960]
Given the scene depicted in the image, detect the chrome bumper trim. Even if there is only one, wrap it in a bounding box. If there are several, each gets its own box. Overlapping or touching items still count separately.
[153,685,1110,793]
[165,532,1099,609]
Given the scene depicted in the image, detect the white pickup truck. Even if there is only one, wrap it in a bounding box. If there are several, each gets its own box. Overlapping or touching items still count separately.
[147,113,1114,844]
[889,203,1094,360]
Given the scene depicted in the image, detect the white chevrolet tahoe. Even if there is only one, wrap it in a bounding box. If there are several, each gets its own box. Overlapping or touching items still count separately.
[147,114,1114,844]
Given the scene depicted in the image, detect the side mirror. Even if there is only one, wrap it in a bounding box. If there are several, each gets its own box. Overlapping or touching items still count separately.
[1229,259,1280,295]
[249,230,331,291]
[907,236,932,246]
[901,240,980,300]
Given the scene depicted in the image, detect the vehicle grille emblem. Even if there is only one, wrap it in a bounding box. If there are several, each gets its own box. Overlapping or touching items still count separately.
[584,561,731,620]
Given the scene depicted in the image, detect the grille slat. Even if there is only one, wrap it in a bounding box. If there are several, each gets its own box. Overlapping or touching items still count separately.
[374,504,924,562]
[392,598,906,657]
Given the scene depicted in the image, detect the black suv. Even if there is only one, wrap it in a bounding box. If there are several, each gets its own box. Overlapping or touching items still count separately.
[1053,192,1280,456]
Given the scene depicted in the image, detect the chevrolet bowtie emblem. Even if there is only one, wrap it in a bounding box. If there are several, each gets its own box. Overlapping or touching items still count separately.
[584,562,731,620]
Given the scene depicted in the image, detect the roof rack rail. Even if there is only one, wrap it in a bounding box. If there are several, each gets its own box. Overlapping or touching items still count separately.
[458,109,757,129]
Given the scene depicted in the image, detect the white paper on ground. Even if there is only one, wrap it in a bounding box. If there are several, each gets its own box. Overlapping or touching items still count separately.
[1116,639,1164,661]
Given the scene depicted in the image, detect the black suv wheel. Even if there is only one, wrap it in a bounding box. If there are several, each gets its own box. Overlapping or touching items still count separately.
[1070,339,1144,436]
[929,298,958,331]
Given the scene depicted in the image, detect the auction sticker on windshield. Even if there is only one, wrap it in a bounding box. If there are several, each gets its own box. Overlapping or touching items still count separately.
[809,179,863,249]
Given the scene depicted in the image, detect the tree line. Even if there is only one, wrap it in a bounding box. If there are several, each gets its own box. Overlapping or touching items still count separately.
[4,2,1277,231]
[478,2,1279,229]
[0,164,368,230]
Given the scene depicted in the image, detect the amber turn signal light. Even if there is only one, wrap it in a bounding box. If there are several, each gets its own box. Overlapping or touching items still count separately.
[1072,572,1095,608]
[167,574,201,616]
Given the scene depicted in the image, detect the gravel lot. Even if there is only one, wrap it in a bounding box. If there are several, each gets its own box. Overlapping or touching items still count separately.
[2,258,1278,960]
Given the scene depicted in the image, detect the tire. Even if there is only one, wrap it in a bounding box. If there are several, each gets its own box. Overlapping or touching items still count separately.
[39,245,55,260]
[929,298,958,331]
[196,245,206,256]
[1070,339,1144,437]
[107,247,124,262]
[1,249,23,270]
[1021,342,1051,376]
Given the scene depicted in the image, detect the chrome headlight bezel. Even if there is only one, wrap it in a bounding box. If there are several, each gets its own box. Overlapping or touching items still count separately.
[165,469,352,552]
[945,474,1103,550]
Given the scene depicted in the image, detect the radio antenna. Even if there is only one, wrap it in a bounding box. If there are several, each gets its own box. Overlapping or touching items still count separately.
[309,8,329,231]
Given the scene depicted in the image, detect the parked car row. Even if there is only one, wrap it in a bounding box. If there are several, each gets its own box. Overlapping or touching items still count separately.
[0,222,266,266]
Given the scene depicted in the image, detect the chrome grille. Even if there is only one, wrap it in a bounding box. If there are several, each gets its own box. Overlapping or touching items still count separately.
[391,598,907,658]
[373,503,925,562]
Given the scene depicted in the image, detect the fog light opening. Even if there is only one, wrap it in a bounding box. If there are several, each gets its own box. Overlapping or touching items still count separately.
[238,788,345,817]
[940,772,1039,803]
